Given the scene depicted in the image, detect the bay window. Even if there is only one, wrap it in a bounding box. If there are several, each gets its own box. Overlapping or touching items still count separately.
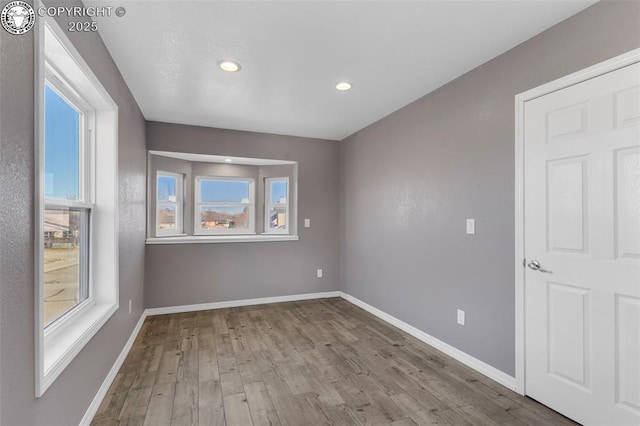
[146,151,298,243]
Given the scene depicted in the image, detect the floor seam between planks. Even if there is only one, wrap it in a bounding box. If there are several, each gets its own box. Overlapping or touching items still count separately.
[91,298,576,426]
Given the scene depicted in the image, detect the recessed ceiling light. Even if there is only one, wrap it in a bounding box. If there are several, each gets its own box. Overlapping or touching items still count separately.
[336,82,352,91]
[224,158,233,162]
[218,60,241,72]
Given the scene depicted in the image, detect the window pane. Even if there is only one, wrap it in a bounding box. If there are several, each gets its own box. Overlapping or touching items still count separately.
[44,85,80,201]
[270,180,287,204]
[200,206,249,230]
[157,175,177,202]
[268,205,287,230]
[44,208,89,327]
[200,179,250,203]
[158,205,177,230]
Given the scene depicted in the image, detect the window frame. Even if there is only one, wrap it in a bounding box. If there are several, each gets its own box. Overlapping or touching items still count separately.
[264,177,290,235]
[42,76,94,328]
[155,171,184,236]
[43,76,93,203]
[42,206,92,329]
[145,151,300,244]
[194,176,256,235]
[35,14,119,398]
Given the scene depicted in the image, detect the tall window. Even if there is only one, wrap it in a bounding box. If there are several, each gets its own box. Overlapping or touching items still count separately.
[37,18,118,397]
[43,82,91,327]
[265,177,289,234]
[195,177,254,234]
[156,171,183,236]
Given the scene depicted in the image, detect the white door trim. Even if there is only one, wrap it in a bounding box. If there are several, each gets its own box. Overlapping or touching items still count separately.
[514,48,640,395]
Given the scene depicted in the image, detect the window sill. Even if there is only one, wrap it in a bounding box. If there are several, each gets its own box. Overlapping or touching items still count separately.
[40,301,117,396]
[145,235,299,244]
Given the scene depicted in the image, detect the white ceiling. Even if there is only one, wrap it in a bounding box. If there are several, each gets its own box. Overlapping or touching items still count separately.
[87,0,598,141]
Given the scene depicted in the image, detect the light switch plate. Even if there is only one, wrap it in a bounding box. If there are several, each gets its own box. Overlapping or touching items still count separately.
[304,218,311,228]
[457,309,465,326]
[466,218,475,235]
[317,268,323,278]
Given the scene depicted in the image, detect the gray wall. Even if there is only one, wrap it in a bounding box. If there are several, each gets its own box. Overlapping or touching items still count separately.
[339,0,640,376]
[145,122,339,308]
[1,1,637,423]
[0,0,147,424]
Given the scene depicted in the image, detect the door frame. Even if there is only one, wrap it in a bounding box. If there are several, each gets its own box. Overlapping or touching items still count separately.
[513,48,640,395]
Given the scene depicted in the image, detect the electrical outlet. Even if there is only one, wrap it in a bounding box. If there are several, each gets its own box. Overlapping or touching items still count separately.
[304,218,311,228]
[317,268,323,278]
[129,299,132,314]
[457,309,465,326]
[466,219,475,235]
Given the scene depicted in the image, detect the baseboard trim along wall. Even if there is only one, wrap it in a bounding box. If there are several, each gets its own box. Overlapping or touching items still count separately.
[79,310,148,425]
[81,289,515,424]
[338,292,517,391]
[145,291,342,316]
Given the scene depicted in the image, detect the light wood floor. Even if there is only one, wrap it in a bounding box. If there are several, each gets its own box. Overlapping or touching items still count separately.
[92,298,576,425]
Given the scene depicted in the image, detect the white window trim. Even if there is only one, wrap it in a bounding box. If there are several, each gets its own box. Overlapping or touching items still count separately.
[194,176,256,235]
[146,234,300,244]
[264,177,290,235]
[42,205,92,329]
[44,73,93,203]
[42,76,94,326]
[35,13,118,397]
[146,152,299,242]
[156,171,184,236]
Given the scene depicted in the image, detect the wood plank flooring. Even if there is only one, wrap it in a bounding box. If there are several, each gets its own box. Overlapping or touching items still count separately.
[91,298,576,425]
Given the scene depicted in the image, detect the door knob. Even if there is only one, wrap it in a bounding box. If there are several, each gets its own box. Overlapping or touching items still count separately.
[527,260,552,273]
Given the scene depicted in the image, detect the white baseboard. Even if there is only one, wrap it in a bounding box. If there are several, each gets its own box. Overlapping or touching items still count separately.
[338,291,516,391]
[145,291,341,316]
[79,310,148,425]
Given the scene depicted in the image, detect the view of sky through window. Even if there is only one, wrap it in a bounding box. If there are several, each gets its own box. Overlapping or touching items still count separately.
[270,181,287,203]
[44,85,80,201]
[157,175,177,201]
[43,85,85,327]
[201,180,250,203]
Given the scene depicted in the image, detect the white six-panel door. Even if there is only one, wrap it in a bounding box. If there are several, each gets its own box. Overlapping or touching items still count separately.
[524,62,640,425]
